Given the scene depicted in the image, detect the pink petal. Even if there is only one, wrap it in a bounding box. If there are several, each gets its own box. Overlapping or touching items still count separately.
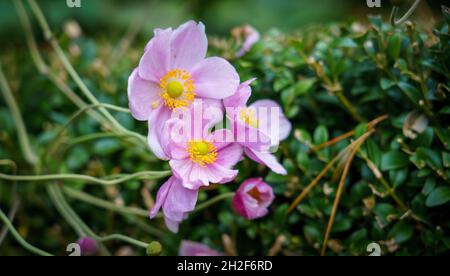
[163,177,198,221]
[170,21,207,71]
[191,57,240,99]
[170,159,194,184]
[207,163,238,184]
[179,241,223,256]
[249,100,292,142]
[139,28,172,82]
[215,142,243,168]
[148,105,172,160]
[188,164,210,189]
[149,176,172,218]
[209,129,234,150]
[127,68,160,121]
[223,78,256,108]
[245,148,287,175]
[164,216,180,233]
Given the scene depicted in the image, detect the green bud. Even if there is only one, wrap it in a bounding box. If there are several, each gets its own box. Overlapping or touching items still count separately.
[146,241,162,256]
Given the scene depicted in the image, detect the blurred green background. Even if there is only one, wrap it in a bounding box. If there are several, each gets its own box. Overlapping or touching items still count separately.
[0,0,446,47]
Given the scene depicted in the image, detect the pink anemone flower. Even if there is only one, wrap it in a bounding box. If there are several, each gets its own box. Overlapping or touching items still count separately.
[161,101,243,190]
[232,178,275,220]
[149,176,198,233]
[128,21,240,159]
[223,79,292,175]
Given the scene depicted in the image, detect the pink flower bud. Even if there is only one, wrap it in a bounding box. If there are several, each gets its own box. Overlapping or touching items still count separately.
[76,237,98,256]
[232,178,274,220]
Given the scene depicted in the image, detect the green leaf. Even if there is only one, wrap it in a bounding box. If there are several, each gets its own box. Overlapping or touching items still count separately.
[381,150,409,171]
[387,33,402,60]
[313,125,329,145]
[296,151,310,172]
[426,187,450,207]
[388,221,414,244]
[295,129,312,145]
[66,147,89,170]
[93,139,121,156]
[380,78,395,90]
[366,138,382,167]
[337,38,358,48]
[422,177,436,196]
[293,78,316,96]
[281,87,295,107]
[274,70,294,92]
[332,216,352,233]
[273,204,289,227]
[398,82,422,105]
[442,152,450,168]
[354,123,368,138]
[415,147,443,170]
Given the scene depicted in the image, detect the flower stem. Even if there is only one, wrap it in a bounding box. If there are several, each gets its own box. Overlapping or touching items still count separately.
[62,186,149,217]
[0,208,53,256]
[335,91,365,123]
[25,0,147,147]
[0,62,38,165]
[13,0,107,127]
[0,170,171,186]
[194,192,235,213]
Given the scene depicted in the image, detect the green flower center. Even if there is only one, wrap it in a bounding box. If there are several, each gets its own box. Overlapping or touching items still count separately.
[166,81,184,98]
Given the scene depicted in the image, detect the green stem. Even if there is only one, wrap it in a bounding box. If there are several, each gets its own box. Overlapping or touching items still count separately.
[27,0,127,135]
[52,185,149,250]
[335,91,364,123]
[62,187,166,238]
[390,0,421,26]
[52,103,145,147]
[48,184,112,255]
[0,208,53,256]
[193,192,235,213]
[62,186,149,217]
[13,0,107,127]
[0,171,171,186]
[96,234,148,249]
[66,132,129,146]
[0,62,38,165]
[47,185,86,236]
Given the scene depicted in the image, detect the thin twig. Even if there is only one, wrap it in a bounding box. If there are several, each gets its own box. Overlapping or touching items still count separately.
[321,130,374,256]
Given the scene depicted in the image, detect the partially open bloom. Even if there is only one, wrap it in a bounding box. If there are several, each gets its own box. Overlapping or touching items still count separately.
[224,80,292,175]
[128,21,240,159]
[232,178,274,220]
[76,236,98,256]
[150,176,198,233]
[233,25,260,58]
[179,240,224,256]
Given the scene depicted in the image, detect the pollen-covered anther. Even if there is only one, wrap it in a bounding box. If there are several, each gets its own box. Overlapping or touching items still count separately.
[239,108,259,128]
[186,140,218,167]
[159,69,195,110]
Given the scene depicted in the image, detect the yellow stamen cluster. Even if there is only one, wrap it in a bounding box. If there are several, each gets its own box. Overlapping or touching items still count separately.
[159,69,195,109]
[239,108,259,128]
[186,140,218,167]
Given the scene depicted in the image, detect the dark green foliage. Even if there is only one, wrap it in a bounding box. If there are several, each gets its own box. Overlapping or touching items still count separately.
[1,9,449,256]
